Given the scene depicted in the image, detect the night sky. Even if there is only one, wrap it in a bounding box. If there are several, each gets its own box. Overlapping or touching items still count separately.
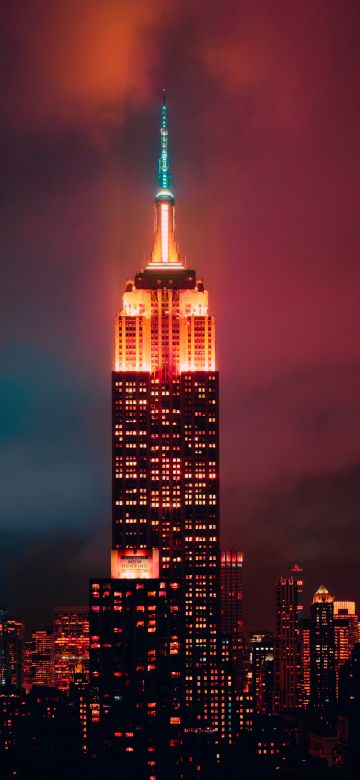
[1,0,360,632]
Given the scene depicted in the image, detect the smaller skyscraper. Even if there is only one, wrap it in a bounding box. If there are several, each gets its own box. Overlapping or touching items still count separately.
[0,611,24,689]
[30,628,54,687]
[220,551,244,681]
[334,601,358,699]
[274,564,303,711]
[0,608,8,686]
[53,606,89,691]
[23,640,32,691]
[220,551,244,744]
[249,632,274,714]
[7,619,24,689]
[310,585,336,708]
[300,617,311,708]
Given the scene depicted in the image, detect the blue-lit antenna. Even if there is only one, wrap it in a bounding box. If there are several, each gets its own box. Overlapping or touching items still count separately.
[158,90,171,191]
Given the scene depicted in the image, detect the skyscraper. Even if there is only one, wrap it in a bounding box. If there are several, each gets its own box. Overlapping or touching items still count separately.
[249,632,274,714]
[220,551,244,679]
[219,551,244,743]
[274,564,303,711]
[334,601,358,699]
[30,628,54,687]
[7,619,24,689]
[0,611,24,689]
[300,617,311,708]
[0,608,8,686]
[310,585,336,708]
[89,95,220,771]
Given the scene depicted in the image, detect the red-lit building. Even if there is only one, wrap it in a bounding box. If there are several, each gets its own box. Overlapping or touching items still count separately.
[249,632,274,715]
[29,628,54,687]
[53,606,89,691]
[89,96,220,774]
[274,564,303,711]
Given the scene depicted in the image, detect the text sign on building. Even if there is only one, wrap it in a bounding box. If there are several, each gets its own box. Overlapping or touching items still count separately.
[111,549,159,580]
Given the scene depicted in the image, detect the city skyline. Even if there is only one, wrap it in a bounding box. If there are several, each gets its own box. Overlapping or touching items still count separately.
[1,0,360,635]
[1,45,360,771]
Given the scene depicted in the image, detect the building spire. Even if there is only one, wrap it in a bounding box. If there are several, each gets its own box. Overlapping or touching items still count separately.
[158,89,171,193]
[148,93,182,268]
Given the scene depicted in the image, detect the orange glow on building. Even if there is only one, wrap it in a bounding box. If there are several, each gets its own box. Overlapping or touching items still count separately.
[114,278,215,374]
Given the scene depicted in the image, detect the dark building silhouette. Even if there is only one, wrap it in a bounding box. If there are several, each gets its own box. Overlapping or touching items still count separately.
[220,551,244,678]
[274,564,303,711]
[249,632,274,714]
[6,619,24,689]
[219,551,244,744]
[0,608,9,686]
[89,578,182,771]
[0,611,24,689]
[334,600,358,699]
[310,585,336,708]
[300,617,311,707]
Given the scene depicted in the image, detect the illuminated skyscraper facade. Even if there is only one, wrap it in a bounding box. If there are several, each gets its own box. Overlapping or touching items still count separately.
[90,95,220,769]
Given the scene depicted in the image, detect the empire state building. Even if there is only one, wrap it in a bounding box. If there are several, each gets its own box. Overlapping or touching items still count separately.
[89,95,220,772]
